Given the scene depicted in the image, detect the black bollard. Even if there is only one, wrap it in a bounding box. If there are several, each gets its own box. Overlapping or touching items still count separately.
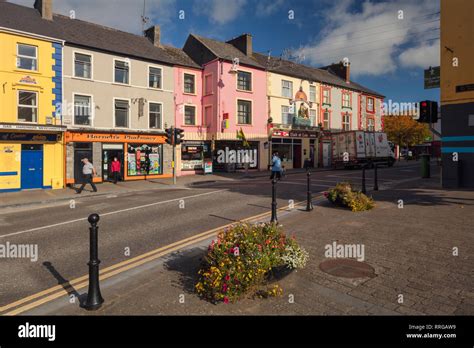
[84,213,104,310]
[306,170,313,211]
[271,178,278,223]
[362,165,367,194]
[374,163,379,191]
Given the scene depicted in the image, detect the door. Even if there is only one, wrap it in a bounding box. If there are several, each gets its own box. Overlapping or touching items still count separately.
[21,144,43,189]
[103,150,124,181]
[293,144,302,168]
[323,142,331,167]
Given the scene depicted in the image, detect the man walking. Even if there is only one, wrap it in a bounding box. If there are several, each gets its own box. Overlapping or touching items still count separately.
[270,152,283,180]
[76,158,97,193]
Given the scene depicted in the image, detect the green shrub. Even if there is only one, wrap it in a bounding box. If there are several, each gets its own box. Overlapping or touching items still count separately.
[324,182,375,212]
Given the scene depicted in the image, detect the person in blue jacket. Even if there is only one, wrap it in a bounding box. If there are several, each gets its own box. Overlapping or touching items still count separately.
[270,152,283,180]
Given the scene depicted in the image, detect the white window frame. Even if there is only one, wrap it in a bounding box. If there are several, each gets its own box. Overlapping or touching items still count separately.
[282,80,293,98]
[281,105,291,125]
[323,111,330,129]
[323,89,330,104]
[184,104,197,126]
[309,85,316,103]
[236,98,253,125]
[73,51,93,80]
[367,97,375,112]
[113,97,131,128]
[148,65,163,90]
[342,92,351,108]
[72,92,94,127]
[113,58,131,85]
[183,72,196,95]
[236,70,252,92]
[148,101,163,129]
[310,109,317,127]
[17,90,38,123]
[16,43,38,71]
[342,113,350,130]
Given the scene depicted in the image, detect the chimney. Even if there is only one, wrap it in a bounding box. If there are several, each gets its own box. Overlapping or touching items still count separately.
[226,33,253,57]
[325,61,351,84]
[34,0,53,21]
[145,25,161,47]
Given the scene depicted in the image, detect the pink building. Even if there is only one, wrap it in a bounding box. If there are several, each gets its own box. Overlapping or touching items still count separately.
[182,34,269,172]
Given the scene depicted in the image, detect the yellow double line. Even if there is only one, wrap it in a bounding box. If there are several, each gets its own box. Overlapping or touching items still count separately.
[1,199,313,316]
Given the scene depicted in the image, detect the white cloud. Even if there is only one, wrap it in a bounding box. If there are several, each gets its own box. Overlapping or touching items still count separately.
[194,0,247,25]
[256,0,284,17]
[399,39,440,68]
[8,0,177,34]
[295,0,439,77]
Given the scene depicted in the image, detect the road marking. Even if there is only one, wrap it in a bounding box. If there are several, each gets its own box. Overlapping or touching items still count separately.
[0,189,226,239]
[1,198,314,315]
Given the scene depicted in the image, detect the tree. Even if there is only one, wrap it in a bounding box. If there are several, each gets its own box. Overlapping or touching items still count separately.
[383,115,430,157]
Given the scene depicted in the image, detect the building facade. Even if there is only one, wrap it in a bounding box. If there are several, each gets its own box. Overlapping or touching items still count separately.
[440,0,474,188]
[0,27,64,192]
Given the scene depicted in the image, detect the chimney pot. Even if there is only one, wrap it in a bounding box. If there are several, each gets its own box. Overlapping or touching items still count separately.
[34,0,53,21]
[227,33,253,57]
[145,25,161,47]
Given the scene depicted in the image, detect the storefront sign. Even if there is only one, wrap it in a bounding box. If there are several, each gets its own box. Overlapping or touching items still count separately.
[289,130,319,138]
[182,160,203,170]
[65,132,165,144]
[0,132,59,142]
[0,124,65,132]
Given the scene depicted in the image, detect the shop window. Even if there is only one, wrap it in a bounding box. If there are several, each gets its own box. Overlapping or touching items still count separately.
[149,67,162,89]
[237,71,252,91]
[237,100,252,124]
[115,99,129,128]
[282,80,293,98]
[309,85,316,102]
[184,105,196,125]
[149,103,162,129]
[74,53,92,79]
[127,144,162,176]
[114,60,129,84]
[184,73,195,94]
[272,143,292,161]
[17,44,37,71]
[74,95,92,126]
[18,90,37,123]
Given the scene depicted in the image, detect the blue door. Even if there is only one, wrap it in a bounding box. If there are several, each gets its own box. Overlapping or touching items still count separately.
[21,145,43,189]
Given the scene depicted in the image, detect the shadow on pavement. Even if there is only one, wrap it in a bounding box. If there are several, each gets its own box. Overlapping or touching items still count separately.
[43,261,87,306]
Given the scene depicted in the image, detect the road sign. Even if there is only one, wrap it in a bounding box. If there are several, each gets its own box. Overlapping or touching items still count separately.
[424,66,440,89]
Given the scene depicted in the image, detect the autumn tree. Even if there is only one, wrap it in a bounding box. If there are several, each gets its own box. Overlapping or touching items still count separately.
[383,115,430,156]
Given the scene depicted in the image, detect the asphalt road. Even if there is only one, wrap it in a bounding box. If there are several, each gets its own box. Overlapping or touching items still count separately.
[0,161,425,307]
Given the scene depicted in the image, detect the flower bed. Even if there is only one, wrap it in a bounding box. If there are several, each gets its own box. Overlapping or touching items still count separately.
[324,182,375,212]
[195,223,308,304]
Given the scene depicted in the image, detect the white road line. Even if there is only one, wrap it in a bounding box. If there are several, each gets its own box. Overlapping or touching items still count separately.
[0,189,227,239]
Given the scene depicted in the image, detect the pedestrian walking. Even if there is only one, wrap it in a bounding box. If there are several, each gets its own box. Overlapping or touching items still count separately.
[111,157,121,184]
[270,152,283,180]
[76,158,97,194]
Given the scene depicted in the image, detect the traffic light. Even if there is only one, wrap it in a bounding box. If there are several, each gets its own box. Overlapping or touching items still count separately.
[174,128,184,145]
[418,100,438,123]
[165,127,174,145]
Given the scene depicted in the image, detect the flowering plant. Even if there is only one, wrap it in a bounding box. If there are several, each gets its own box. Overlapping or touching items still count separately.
[195,223,308,303]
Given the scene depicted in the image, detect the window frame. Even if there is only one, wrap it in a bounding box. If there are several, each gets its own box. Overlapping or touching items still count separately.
[281,80,293,98]
[148,65,163,90]
[366,96,375,113]
[113,98,131,128]
[73,51,93,80]
[148,101,163,129]
[236,70,252,92]
[322,86,331,105]
[309,85,317,103]
[342,91,352,109]
[204,73,213,96]
[184,104,197,126]
[322,109,331,129]
[203,104,213,127]
[72,93,94,127]
[17,90,38,123]
[341,112,351,131]
[113,58,130,85]
[236,99,252,125]
[183,72,196,95]
[16,43,38,71]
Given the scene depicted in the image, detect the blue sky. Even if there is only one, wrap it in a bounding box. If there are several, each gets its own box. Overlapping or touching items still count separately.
[11,0,441,104]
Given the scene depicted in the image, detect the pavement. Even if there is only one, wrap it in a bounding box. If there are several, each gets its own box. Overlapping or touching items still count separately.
[7,163,473,316]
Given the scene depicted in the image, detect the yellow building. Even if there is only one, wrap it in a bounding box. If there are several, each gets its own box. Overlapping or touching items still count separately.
[0,28,65,192]
[440,0,474,188]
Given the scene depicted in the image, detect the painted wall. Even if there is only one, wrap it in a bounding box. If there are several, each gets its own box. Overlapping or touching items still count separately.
[267,72,320,126]
[174,66,203,134]
[62,45,175,131]
[360,94,384,131]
